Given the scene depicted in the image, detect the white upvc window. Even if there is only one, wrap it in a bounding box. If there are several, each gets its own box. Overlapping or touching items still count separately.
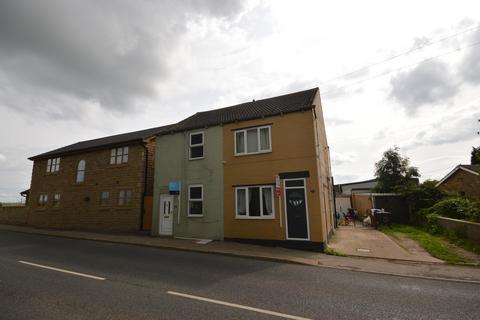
[118,190,132,206]
[234,125,271,156]
[110,147,129,165]
[100,191,110,206]
[235,185,274,219]
[46,157,61,173]
[52,193,61,207]
[38,194,48,206]
[189,132,204,160]
[188,185,203,217]
[76,160,86,183]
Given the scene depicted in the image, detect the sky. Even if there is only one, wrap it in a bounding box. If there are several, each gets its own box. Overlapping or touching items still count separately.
[1,0,480,201]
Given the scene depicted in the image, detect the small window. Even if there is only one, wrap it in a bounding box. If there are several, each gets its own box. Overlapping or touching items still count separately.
[234,126,271,156]
[189,132,204,160]
[235,186,274,218]
[46,157,61,173]
[76,160,86,183]
[52,193,60,207]
[188,185,203,216]
[110,147,129,165]
[38,194,48,206]
[285,179,305,188]
[100,191,110,205]
[118,190,132,206]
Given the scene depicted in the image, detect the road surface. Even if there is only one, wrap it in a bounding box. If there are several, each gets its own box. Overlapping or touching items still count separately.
[0,230,479,319]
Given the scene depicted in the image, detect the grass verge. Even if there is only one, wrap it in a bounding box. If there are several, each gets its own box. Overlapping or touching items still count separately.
[380,224,470,264]
[324,247,347,257]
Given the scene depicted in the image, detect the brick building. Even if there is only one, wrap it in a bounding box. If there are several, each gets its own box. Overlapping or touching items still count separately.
[436,164,480,201]
[26,125,172,231]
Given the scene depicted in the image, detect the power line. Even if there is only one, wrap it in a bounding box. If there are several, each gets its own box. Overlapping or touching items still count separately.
[321,39,480,97]
[319,24,480,87]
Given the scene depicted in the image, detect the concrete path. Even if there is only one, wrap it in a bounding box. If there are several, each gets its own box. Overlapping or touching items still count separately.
[1,224,479,283]
[328,225,443,263]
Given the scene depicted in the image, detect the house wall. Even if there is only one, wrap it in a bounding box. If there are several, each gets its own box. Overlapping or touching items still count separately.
[438,169,480,201]
[312,92,334,238]
[223,108,331,244]
[26,143,148,231]
[152,127,224,240]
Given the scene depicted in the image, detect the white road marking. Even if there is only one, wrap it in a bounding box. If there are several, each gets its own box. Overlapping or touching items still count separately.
[167,291,312,320]
[18,260,106,280]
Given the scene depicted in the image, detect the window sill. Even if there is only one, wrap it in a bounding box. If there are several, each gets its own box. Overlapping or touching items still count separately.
[116,206,133,210]
[234,150,272,157]
[235,215,275,220]
[187,214,204,218]
[45,172,60,176]
[107,163,129,169]
[189,157,204,161]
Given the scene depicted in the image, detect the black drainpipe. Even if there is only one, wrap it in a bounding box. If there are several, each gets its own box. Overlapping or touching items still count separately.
[140,142,148,231]
[332,176,338,228]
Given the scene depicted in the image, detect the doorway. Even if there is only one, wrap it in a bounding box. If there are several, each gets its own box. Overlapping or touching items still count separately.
[159,194,173,236]
[284,178,309,240]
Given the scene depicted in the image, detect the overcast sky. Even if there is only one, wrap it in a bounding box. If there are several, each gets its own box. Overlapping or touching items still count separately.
[1,0,480,201]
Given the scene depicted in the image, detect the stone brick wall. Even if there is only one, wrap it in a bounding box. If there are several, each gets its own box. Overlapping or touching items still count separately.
[27,143,150,231]
[438,169,480,201]
[0,205,27,225]
[437,216,480,244]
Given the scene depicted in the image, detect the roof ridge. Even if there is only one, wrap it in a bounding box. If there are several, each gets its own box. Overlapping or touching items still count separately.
[195,87,318,115]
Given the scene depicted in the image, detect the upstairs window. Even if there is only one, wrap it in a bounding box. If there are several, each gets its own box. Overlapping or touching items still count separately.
[236,186,274,218]
[189,132,204,160]
[110,147,129,165]
[235,126,271,156]
[188,185,203,216]
[38,194,48,206]
[118,190,132,206]
[46,157,61,173]
[76,160,86,183]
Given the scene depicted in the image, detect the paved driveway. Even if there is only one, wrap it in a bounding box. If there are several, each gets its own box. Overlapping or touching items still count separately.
[328,225,443,263]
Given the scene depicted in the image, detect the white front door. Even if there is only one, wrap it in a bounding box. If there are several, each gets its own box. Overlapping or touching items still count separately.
[159,194,173,235]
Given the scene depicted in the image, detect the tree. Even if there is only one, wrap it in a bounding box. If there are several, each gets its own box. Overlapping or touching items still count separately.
[471,146,480,165]
[373,146,420,192]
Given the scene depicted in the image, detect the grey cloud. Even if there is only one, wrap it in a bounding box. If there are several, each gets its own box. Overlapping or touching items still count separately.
[325,117,353,126]
[389,60,458,113]
[331,151,358,166]
[459,28,480,85]
[407,106,480,149]
[0,0,244,119]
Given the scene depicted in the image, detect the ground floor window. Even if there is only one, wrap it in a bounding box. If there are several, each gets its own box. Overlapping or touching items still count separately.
[235,185,274,218]
[188,185,203,216]
[38,194,48,206]
[118,190,132,206]
[100,191,110,206]
[52,193,61,207]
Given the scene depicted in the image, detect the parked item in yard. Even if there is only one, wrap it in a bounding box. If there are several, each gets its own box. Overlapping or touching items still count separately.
[369,208,392,228]
[363,216,372,227]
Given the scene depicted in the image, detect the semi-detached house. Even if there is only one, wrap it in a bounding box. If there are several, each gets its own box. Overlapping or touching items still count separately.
[21,88,334,250]
[152,88,334,250]
[26,125,173,231]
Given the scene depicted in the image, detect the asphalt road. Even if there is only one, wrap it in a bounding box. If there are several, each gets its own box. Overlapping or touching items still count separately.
[1,230,479,320]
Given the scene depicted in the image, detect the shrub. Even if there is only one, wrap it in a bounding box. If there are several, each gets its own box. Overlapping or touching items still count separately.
[430,198,475,220]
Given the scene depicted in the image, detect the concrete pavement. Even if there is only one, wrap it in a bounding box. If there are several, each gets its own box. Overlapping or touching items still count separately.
[1,224,480,283]
[1,230,479,320]
[328,225,443,263]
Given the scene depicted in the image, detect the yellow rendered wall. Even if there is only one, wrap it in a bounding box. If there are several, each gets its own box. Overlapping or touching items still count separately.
[223,107,330,242]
